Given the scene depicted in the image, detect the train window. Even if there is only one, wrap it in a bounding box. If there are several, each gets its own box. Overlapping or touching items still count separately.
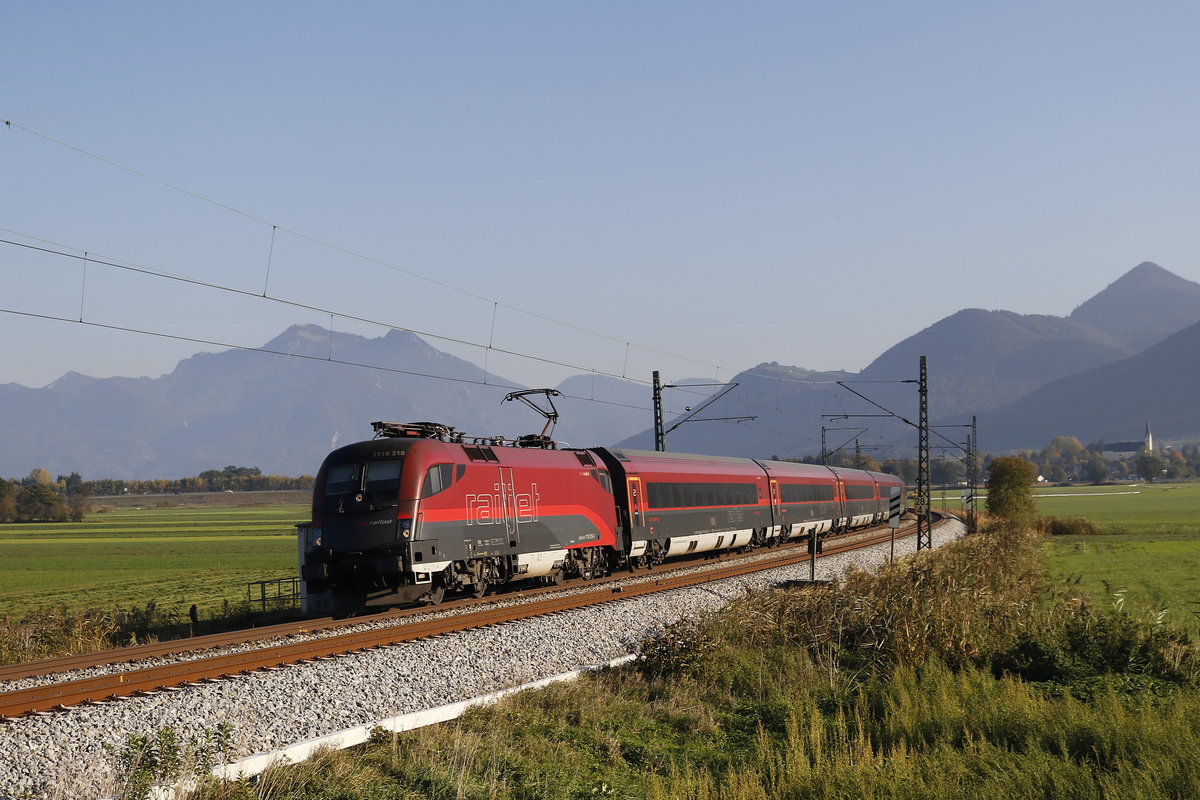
[593,470,613,494]
[325,463,361,496]
[364,460,404,494]
[421,464,455,498]
[846,485,875,500]
[780,483,835,503]
[457,464,467,481]
[646,482,756,509]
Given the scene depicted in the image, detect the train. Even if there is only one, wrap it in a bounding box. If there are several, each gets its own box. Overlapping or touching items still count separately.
[299,420,907,614]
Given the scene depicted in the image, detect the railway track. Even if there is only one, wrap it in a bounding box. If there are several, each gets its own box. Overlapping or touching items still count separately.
[1,520,927,720]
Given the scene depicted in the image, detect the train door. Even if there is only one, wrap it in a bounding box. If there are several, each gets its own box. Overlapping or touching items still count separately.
[836,479,847,530]
[626,476,645,530]
[769,479,782,531]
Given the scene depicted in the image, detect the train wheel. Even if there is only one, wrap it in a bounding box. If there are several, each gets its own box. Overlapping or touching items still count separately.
[581,547,609,580]
[420,584,445,606]
[470,559,495,598]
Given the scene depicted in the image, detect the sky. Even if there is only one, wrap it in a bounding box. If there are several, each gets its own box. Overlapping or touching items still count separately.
[3,1,1200,394]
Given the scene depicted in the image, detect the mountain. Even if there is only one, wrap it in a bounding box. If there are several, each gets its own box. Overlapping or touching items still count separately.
[4,263,1198,477]
[615,263,1200,459]
[857,308,1134,419]
[978,319,1200,451]
[0,325,652,480]
[1069,261,1200,351]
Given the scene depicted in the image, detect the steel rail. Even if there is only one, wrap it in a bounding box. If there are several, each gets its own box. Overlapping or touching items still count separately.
[1,519,932,720]
[0,607,439,685]
[0,518,917,685]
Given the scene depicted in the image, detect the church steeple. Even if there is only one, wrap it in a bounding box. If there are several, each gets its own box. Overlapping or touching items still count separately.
[1145,422,1153,452]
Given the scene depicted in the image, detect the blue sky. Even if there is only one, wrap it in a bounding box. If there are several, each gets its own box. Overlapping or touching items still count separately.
[3,1,1199,391]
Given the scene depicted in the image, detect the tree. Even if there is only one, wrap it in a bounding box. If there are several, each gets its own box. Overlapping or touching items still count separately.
[0,478,16,523]
[25,468,53,486]
[1044,464,1069,484]
[1136,449,1167,482]
[1082,452,1108,484]
[15,483,64,521]
[932,458,965,486]
[1165,450,1194,480]
[986,456,1037,525]
[59,472,88,496]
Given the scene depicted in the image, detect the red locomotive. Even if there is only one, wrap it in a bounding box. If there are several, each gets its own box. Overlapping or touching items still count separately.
[300,421,906,614]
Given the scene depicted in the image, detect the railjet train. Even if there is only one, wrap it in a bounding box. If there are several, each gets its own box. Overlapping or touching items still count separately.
[299,421,906,613]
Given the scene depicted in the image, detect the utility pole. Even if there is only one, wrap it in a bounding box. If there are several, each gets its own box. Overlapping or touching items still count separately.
[967,415,978,534]
[825,357,962,550]
[821,426,868,466]
[651,371,754,452]
[653,371,665,452]
[916,356,932,550]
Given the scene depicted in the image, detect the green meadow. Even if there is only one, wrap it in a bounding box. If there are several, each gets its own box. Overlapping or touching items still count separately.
[2,483,1196,632]
[0,504,306,619]
[1036,482,1200,635]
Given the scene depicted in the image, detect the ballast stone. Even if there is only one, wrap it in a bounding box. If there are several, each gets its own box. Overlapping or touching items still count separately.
[0,521,963,799]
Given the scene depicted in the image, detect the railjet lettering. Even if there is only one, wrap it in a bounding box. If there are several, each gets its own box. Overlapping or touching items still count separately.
[466,482,540,526]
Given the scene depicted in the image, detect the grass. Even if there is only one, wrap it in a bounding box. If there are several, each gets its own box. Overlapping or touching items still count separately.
[1034,482,1200,636]
[16,484,1200,797]
[0,506,306,618]
[1034,482,1200,536]
[933,482,1200,635]
[175,525,1200,800]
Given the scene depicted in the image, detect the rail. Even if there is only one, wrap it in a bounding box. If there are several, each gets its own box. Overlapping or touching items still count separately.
[0,516,938,720]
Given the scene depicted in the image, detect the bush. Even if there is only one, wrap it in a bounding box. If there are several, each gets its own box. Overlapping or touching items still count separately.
[1042,516,1099,536]
[986,456,1038,524]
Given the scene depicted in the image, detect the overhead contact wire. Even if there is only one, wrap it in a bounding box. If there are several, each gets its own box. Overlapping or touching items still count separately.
[1,118,716,371]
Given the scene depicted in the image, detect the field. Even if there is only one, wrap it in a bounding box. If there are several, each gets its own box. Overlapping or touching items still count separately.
[4,482,1196,631]
[1036,482,1200,635]
[0,503,306,620]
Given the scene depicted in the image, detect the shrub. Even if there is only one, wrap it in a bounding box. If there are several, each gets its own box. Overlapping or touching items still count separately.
[1042,516,1099,536]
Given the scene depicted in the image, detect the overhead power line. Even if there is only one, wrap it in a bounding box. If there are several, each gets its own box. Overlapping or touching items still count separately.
[0,228,910,448]
[0,235,642,385]
[1,119,894,444]
[0,306,660,415]
[1,118,717,372]
[3,118,887,392]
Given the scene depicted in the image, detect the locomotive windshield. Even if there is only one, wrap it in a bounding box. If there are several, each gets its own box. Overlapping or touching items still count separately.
[325,459,404,508]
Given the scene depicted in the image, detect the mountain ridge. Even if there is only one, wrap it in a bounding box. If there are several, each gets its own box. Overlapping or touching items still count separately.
[2,262,1198,476]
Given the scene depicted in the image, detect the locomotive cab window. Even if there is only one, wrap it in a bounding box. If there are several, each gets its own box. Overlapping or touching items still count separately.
[324,463,361,496]
[324,459,403,508]
[326,460,404,496]
[422,464,455,498]
[364,460,404,493]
